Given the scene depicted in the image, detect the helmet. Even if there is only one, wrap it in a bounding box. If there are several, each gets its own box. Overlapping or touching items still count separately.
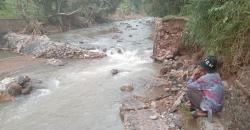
[200,56,217,73]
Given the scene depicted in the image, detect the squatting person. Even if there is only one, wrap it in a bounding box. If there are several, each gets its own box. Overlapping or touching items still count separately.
[186,56,224,122]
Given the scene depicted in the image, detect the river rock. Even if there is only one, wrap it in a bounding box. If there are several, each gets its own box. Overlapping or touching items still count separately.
[173,62,184,70]
[111,69,119,75]
[6,82,22,96]
[21,82,33,95]
[46,58,66,66]
[160,66,172,75]
[126,25,132,28]
[149,115,158,120]
[163,59,174,66]
[0,92,13,102]
[120,84,134,92]
[117,48,123,54]
[111,27,122,33]
[17,75,31,86]
[79,41,84,44]
[102,48,107,52]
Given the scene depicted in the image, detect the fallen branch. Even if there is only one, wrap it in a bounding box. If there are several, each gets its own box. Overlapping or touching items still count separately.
[49,8,81,18]
[170,91,185,113]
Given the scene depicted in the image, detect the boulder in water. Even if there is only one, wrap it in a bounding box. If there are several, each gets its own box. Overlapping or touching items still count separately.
[117,48,123,54]
[111,69,119,75]
[120,84,134,92]
[21,82,33,95]
[102,48,107,52]
[17,75,31,86]
[6,82,22,96]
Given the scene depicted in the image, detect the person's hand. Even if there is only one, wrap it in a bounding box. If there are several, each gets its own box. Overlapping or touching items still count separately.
[192,68,203,78]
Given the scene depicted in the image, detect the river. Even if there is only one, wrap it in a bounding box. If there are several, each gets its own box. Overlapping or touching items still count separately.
[0,18,160,130]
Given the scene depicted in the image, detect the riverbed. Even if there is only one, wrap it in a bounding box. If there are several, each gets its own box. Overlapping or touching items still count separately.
[0,18,160,130]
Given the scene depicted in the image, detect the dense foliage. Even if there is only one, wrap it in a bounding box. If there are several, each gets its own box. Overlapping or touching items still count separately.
[0,0,121,28]
[33,0,121,21]
[0,0,5,9]
[184,0,250,73]
[143,0,187,17]
[117,0,187,16]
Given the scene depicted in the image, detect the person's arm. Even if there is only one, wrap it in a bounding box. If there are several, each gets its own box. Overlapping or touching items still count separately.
[187,76,206,90]
[187,75,196,84]
[187,68,207,90]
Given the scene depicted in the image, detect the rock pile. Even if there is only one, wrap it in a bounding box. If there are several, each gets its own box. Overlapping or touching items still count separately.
[0,75,41,102]
[2,33,106,59]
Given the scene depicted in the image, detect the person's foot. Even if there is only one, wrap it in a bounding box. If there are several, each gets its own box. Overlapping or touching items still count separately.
[185,101,195,111]
[191,109,207,118]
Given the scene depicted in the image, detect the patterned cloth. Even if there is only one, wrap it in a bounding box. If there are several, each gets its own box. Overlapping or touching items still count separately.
[187,73,224,113]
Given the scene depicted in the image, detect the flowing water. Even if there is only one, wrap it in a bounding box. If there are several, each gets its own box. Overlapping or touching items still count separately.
[0,18,160,130]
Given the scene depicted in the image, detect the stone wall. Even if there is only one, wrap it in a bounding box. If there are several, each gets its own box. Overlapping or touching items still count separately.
[153,17,188,62]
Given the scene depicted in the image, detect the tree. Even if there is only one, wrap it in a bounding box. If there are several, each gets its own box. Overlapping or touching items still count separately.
[0,0,6,10]
[31,0,121,30]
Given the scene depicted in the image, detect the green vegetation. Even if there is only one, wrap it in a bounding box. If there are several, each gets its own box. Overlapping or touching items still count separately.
[143,0,187,17]
[0,0,21,18]
[184,0,250,73]
[117,0,187,17]
[0,0,121,28]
